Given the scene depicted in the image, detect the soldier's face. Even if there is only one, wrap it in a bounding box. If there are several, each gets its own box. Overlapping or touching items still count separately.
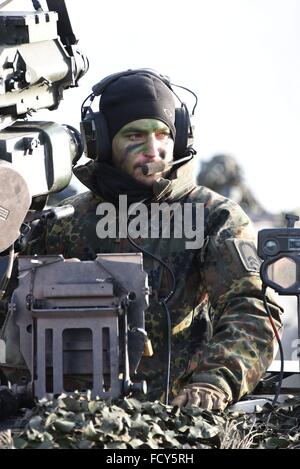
[112,119,174,186]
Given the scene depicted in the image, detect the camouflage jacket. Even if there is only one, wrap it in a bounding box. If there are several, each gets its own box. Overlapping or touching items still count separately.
[3,160,283,402]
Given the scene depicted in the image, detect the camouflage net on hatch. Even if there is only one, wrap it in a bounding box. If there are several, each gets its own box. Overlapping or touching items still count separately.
[1,394,300,449]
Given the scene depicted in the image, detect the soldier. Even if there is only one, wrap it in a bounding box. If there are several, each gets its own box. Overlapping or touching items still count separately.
[197,154,267,221]
[4,70,283,411]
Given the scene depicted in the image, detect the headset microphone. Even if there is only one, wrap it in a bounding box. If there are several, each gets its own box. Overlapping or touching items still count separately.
[141,155,194,176]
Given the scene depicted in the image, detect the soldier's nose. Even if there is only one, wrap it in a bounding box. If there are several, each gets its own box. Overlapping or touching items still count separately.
[144,135,161,159]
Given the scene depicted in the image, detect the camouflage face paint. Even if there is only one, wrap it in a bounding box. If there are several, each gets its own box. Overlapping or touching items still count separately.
[112,119,174,187]
[123,142,149,157]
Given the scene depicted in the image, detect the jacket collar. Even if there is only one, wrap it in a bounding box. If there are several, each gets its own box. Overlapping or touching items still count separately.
[73,158,197,203]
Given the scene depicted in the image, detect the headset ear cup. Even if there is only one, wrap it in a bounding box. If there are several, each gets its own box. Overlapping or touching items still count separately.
[80,109,111,161]
[94,111,111,161]
[174,105,191,158]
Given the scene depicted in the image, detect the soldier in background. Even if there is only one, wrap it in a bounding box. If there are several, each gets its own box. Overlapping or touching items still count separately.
[198,154,300,229]
[197,154,267,222]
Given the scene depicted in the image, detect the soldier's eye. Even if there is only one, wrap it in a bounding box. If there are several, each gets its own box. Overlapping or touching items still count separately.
[127,133,145,141]
[156,131,170,139]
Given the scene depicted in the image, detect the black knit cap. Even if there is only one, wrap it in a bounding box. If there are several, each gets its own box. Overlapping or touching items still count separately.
[100,72,176,141]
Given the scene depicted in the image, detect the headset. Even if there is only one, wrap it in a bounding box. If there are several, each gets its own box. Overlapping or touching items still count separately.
[79,69,198,165]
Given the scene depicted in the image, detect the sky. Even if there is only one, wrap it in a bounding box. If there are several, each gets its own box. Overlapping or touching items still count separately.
[2,0,300,215]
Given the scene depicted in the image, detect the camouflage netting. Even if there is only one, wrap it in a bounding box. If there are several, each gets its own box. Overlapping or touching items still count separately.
[1,394,300,449]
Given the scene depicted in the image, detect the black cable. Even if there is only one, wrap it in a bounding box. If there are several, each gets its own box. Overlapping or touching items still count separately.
[171,83,198,115]
[262,284,284,406]
[81,93,94,120]
[126,231,176,405]
[159,299,172,405]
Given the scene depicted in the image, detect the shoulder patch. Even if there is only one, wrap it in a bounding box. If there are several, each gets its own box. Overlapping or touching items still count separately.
[232,239,262,272]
